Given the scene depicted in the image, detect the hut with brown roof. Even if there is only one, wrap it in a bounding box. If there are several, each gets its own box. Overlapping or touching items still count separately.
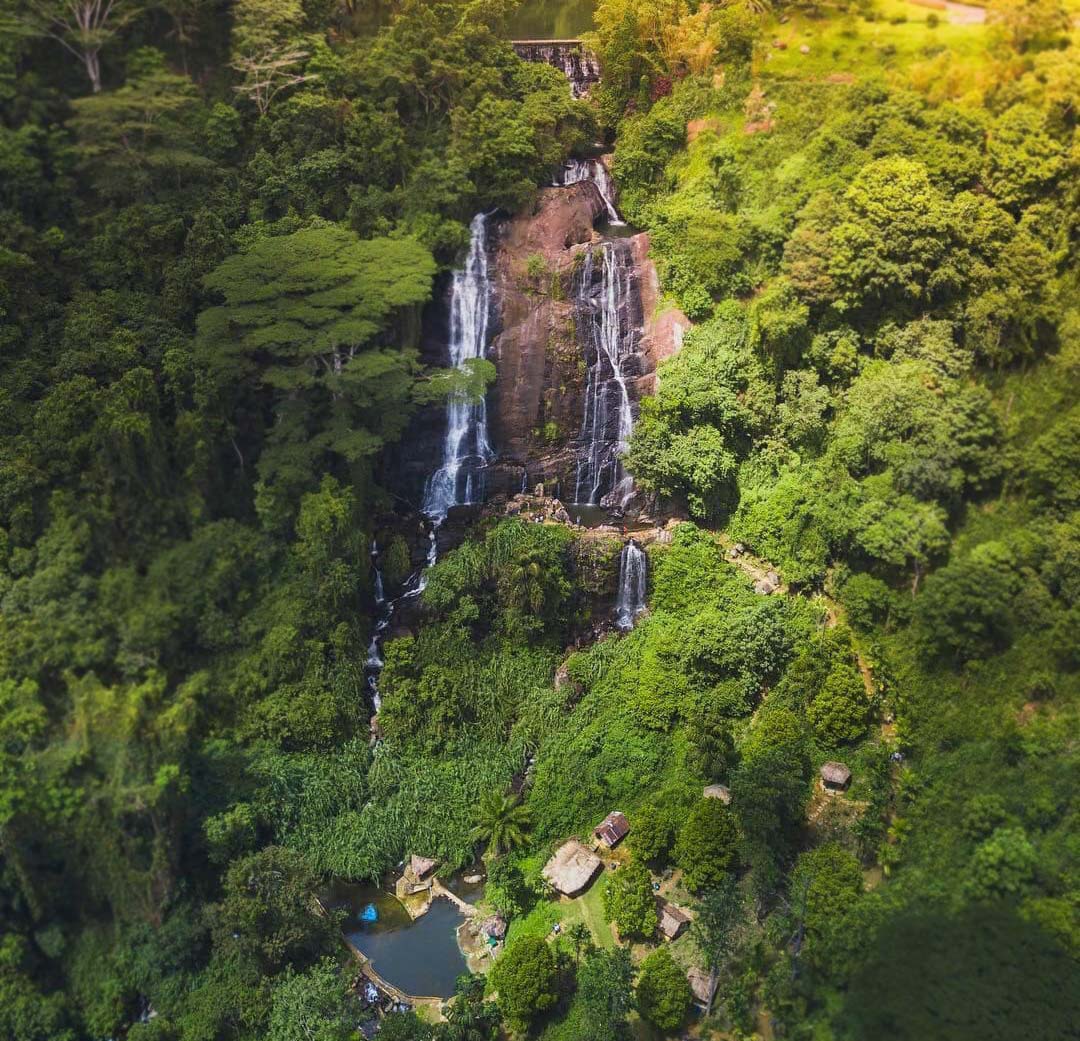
[395,854,439,899]
[543,839,602,896]
[658,901,691,941]
[687,967,718,1012]
[820,761,852,792]
[593,811,630,849]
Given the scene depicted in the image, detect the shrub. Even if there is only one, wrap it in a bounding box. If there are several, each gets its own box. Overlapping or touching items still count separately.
[966,827,1038,901]
[807,662,869,748]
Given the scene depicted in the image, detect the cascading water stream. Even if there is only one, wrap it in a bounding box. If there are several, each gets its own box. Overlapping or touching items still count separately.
[614,540,648,630]
[422,212,495,523]
[512,43,600,98]
[372,541,386,605]
[366,214,497,721]
[574,241,638,508]
[554,158,625,226]
[365,541,389,712]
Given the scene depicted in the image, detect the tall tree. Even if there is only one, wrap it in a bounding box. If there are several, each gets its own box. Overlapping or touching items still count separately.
[577,947,635,1041]
[692,877,745,1016]
[196,224,435,519]
[7,0,141,92]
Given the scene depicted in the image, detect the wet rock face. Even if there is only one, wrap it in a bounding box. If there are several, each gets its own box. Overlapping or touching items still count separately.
[485,182,607,498]
[512,43,601,98]
[389,171,682,519]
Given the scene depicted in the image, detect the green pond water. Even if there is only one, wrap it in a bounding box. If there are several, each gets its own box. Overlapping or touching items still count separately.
[323,881,481,999]
[506,0,596,38]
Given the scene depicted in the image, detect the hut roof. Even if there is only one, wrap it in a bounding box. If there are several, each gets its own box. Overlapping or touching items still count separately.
[409,854,438,879]
[480,914,507,940]
[594,811,630,847]
[543,839,602,896]
[658,901,692,939]
[820,761,852,787]
[687,967,717,1007]
[703,783,732,804]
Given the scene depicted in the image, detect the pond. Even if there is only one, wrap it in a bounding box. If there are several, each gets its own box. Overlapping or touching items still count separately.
[566,503,653,530]
[323,882,470,999]
[505,0,596,39]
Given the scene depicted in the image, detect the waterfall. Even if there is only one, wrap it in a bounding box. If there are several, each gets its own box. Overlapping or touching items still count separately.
[554,158,625,226]
[367,217,497,722]
[422,213,495,523]
[363,527,438,718]
[573,240,639,508]
[614,541,647,630]
[371,541,386,605]
[365,542,391,712]
[512,42,600,98]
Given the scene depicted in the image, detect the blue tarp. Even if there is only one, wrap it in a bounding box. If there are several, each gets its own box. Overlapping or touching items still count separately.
[359,903,379,923]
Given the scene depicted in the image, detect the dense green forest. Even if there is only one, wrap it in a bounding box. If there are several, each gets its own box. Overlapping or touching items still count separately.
[0,0,1078,1039]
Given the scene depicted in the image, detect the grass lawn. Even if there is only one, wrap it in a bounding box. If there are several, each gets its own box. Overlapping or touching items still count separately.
[503,873,617,951]
[556,878,616,949]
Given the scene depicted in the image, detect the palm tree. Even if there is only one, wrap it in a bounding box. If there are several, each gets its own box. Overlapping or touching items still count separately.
[470,789,532,858]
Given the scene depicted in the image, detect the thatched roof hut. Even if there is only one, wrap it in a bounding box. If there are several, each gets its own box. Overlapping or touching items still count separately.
[658,901,691,940]
[687,967,717,1010]
[820,761,852,792]
[593,811,630,848]
[543,839,602,896]
[703,783,732,804]
[410,854,438,880]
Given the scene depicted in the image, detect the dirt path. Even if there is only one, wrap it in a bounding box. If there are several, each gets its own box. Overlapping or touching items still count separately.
[905,0,987,23]
[714,533,877,700]
[944,1,987,24]
[715,533,788,594]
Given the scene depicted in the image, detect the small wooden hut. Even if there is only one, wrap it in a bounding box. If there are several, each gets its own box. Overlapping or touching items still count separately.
[658,901,691,941]
[593,811,630,849]
[687,967,717,1011]
[820,761,852,792]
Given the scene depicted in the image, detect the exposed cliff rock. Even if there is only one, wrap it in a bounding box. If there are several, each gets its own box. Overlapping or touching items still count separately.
[632,232,691,394]
[485,181,606,498]
[389,170,688,524]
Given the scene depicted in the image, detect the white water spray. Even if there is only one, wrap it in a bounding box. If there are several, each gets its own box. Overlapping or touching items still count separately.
[554,158,625,226]
[574,241,637,507]
[614,541,648,630]
[422,213,495,523]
